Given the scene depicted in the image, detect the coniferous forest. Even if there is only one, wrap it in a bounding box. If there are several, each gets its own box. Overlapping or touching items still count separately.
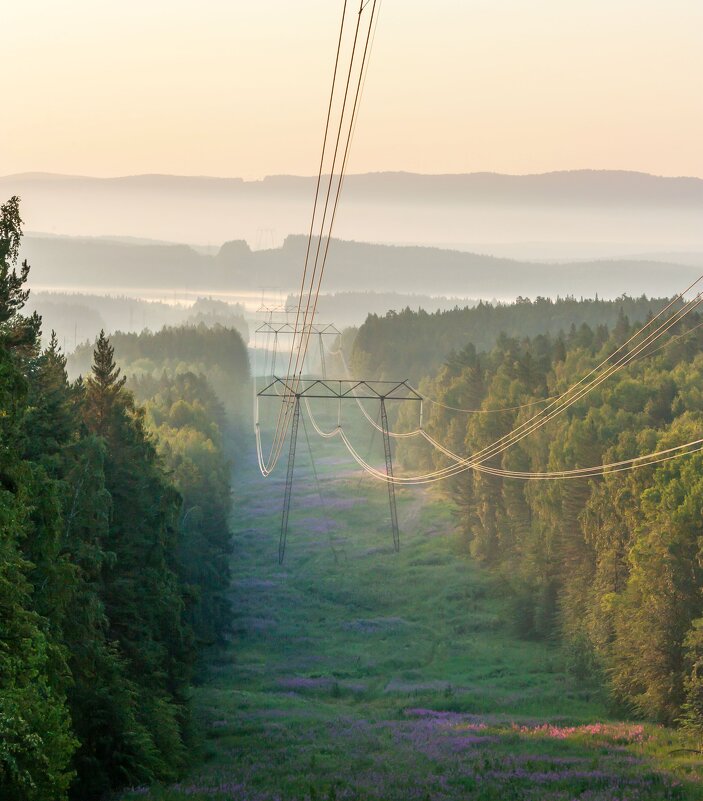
[5,197,703,799]
[0,198,244,800]
[5,1,703,797]
[354,304,703,731]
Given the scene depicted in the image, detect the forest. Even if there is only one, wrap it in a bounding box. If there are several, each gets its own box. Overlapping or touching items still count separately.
[6,184,703,801]
[376,304,703,729]
[68,323,250,420]
[7,0,703,796]
[25,292,249,356]
[350,296,672,382]
[0,197,248,800]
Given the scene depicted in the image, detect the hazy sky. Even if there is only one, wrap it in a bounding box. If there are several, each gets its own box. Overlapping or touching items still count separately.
[3,0,702,178]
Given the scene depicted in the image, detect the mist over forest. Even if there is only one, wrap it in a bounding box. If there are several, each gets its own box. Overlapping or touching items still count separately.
[13,168,703,357]
[7,0,703,793]
[6,168,703,801]
[19,228,702,304]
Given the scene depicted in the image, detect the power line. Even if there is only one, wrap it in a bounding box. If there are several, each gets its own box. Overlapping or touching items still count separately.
[335,420,703,485]
[302,288,703,485]
[262,0,352,476]
[387,289,703,483]
[256,1,703,501]
[292,0,379,386]
[261,1,378,478]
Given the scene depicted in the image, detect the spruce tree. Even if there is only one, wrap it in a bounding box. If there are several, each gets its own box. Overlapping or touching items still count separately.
[84,330,126,436]
[83,331,193,782]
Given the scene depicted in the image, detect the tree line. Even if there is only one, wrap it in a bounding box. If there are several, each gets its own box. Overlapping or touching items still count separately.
[69,322,250,419]
[395,309,703,728]
[0,198,243,800]
[351,296,672,383]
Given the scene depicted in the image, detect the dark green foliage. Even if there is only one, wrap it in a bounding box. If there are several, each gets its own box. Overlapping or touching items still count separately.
[0,198,236,799]
[0,196,77,800]
[132,371,233,646]
[68,323,250,416]
[681,619,703,734]
[82,332,193,785]
[351,296,672,383]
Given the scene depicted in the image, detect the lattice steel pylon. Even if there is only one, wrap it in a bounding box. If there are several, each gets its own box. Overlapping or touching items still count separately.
[319,336,327,379]
[379,398,400,551]
[256,322,340,382]
[261,378,422,561]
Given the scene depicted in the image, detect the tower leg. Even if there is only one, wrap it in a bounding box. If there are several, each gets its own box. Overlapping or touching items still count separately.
[319,333,327,379]
[272,332,278,378]
[279,397,300,563]
[380,398,400,551]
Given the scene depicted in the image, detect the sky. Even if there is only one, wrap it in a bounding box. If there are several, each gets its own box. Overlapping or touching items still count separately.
[2,0,702,179]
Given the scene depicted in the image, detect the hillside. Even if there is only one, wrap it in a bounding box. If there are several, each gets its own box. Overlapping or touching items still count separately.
[20,232,700,302]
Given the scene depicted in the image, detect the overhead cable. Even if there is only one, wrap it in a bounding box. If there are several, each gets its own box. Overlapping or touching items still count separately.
[305,284,703,485]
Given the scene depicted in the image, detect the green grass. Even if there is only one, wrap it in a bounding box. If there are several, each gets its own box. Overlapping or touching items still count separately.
[121,412,703,800]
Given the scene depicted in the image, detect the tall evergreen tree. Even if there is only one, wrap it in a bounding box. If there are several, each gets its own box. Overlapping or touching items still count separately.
[83,331,193,782]
[84,330,126,436]
[0,197,77,801]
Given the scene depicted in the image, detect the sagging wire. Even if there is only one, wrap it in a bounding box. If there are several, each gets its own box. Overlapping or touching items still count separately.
[260,0,379,477]
[307,286,703,485]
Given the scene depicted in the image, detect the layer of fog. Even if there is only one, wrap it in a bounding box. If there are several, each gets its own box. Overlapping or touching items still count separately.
[5,171,703,262]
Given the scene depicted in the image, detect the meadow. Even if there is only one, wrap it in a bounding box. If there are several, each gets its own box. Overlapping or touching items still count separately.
[121,412,703,801]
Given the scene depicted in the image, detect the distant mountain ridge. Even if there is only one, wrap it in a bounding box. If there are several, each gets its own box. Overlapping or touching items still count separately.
[5,169,703,206]
[4,170,702,257]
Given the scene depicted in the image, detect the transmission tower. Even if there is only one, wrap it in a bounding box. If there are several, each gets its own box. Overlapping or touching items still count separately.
[259,378,421,561]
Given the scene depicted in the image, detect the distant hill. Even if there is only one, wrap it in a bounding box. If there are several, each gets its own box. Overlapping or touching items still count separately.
[7,169,703,204]
[20,232,701,304]
[3,170,703,258]
[22,235,211,290]
[263,170,703,206]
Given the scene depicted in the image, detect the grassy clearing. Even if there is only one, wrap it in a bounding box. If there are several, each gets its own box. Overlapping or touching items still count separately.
[121,415,703,800]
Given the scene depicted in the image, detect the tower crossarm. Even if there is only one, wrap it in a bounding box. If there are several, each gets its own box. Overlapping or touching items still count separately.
[257,377,422,402]
[255,322,341,336]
